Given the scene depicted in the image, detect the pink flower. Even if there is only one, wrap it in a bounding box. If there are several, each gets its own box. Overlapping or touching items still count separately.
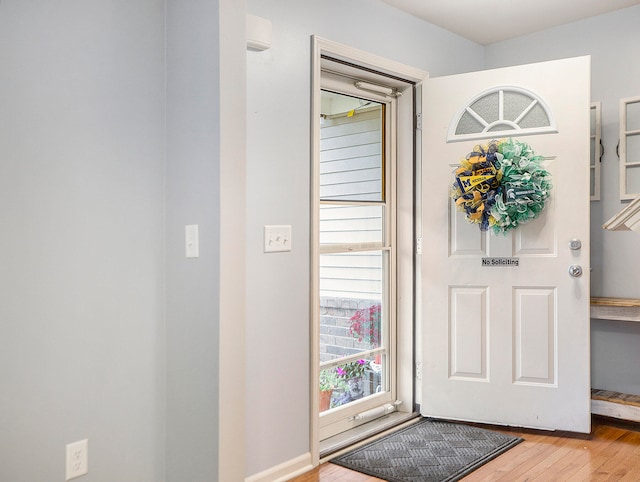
[349,303,382,346]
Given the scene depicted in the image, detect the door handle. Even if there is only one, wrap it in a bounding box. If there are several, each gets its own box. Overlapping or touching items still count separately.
[568,265,583,278]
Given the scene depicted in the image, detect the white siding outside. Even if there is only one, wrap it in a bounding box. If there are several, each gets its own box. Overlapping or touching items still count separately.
[320,106,383,300]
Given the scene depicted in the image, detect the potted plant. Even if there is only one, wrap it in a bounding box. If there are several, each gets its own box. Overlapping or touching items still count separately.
[337,359,371,401]
[336,359,370,379]
[319,367,348,412]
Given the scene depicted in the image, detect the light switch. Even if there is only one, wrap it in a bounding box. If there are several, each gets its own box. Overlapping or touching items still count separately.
[185,224,199,258]
[264,225,292,253]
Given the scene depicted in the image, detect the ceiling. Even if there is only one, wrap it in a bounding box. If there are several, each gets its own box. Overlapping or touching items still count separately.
[381,0,640,45]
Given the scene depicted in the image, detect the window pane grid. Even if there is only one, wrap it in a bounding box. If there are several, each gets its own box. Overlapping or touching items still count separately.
[320,91,384,202]
[621,97,640,199]
[449,87,556,142]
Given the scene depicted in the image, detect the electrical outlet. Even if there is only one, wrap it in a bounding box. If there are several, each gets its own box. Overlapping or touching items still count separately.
[264,225,292,252]
[415,362,423,380]
[66,439,88,480]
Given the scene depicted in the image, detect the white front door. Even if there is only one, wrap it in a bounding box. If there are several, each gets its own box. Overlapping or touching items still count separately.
[421,56,591,432]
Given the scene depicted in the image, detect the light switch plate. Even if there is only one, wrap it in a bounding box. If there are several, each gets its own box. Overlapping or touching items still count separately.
[185,224,199,258]
[264,225,292,253]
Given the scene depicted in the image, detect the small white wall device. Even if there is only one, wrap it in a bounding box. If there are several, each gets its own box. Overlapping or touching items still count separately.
[246,14,272,51]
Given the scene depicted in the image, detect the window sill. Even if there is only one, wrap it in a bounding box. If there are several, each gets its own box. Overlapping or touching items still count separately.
[319,411,420,460]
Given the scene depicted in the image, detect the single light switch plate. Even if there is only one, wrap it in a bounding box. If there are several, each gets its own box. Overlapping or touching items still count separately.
[264,225,292,253]
[66,439,88,480]
[185,224,199,258]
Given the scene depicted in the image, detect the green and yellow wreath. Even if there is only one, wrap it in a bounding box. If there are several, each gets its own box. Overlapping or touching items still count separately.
[451,138,552,235]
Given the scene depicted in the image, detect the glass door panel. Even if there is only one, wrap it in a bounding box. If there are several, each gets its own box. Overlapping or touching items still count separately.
[318,88,395,438]
[319,251,389,412]
[319,204,384,247]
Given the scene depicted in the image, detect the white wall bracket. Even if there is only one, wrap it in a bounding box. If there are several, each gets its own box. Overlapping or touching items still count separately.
[247,14,272,51]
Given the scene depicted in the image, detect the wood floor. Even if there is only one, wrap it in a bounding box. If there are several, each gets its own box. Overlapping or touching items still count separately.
[292,416,640,481]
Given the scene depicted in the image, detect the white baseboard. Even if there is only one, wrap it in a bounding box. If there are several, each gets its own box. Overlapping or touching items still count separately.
[245,453,313,482]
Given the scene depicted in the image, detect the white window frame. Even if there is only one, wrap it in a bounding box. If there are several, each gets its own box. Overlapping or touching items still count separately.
[619,96,640,200]
[311,36,427,465]
[317,76,395,441]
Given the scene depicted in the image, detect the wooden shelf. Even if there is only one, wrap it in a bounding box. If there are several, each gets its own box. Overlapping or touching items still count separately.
[591,389,640,422]
[590,301,640,423]
[590,297,640,322]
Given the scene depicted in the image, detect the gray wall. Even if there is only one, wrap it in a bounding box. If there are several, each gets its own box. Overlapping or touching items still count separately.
[484,5,640,397]
[165,0,221,480]
[165,0,247,480]
[0,1,244,480]
[0,1,166,481]
[245,0,484,477]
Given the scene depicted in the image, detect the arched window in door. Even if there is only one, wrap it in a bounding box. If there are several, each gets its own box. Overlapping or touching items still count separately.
[448,86,557,143]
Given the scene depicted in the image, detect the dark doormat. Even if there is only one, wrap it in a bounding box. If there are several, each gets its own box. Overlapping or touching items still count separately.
[331,417,523,482]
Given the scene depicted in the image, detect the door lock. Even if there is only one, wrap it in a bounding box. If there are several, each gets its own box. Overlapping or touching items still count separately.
[569,238,582,250]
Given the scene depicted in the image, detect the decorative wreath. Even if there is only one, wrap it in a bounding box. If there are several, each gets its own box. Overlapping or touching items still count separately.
[451,138,552,235]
